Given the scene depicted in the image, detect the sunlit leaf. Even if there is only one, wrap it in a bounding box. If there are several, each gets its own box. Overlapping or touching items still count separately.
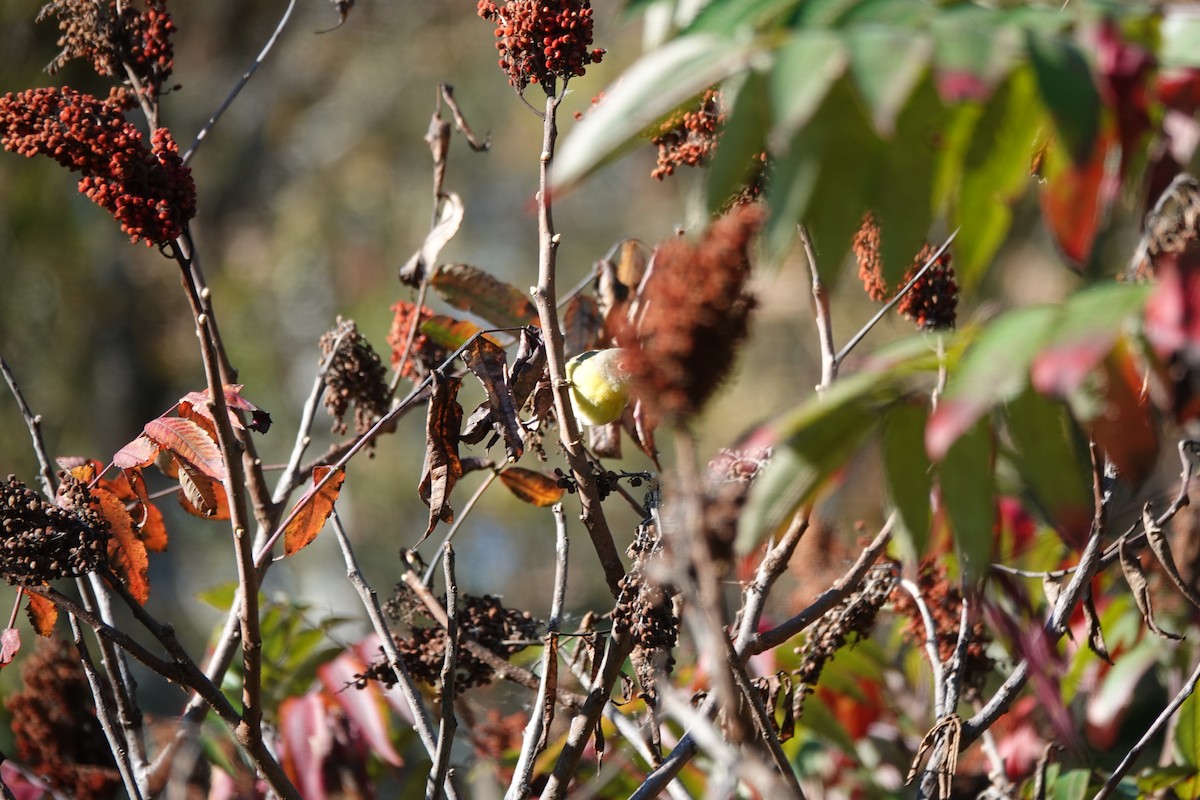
[318,651,404,767]
[95,485,150,603]
[499,467,565,507]
[177,467,230,521]
[113,434,160,470]
[279,692,333,800]
[431,263,537,329]
[283,466,347,556]
[399,192,464,286]
[420,315,485,352]
[178,385,271,435]
[417,372,463,545]
[143,417,226,481]
[1038,133,1115,268]
[768,30,846,151]
[25,593,57,637]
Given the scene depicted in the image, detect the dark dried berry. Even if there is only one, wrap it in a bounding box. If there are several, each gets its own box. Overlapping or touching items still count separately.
[0,474,109,585]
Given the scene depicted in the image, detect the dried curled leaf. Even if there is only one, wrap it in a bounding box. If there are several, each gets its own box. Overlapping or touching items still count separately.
[1082,587,1111,664]
[417,373,463,545]
[283,466,347,556]
[1119,535,1182,641]
[498,467,565,507]
[462,338,523,463]
[1143,503,1200,611]
[431,263,538,328]
[178,385,271,435]
[94,486,149,604]
[399,193,464,285]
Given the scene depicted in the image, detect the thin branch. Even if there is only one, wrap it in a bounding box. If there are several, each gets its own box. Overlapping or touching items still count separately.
[421,470,500,585]
[899,578,947,716]
[733,510,809,647]
[507,504,570,799]
[527,91,625,598]
[835,228,959,364]
[330,512,460,800]
[67,613,143,800]
[439,84,490,152]
[1094,655,1200,800]
[798,225,836,388]
[0,354,56,498]
[427,546,460,800]
[182,0,299,164]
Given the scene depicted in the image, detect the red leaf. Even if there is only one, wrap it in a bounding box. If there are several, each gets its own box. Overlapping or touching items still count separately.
[317,651,404,767]
[1030,336,1117,397]
[143,417,226,480]
[1087,347,1159,486]
[25,594,57,637]
[283,467,346,556]
[279,692,332,800]
[113,434,161,470]
[1039,134,1117,267]
[95,486,150,603]
[178,385,272,435]
[1145,250,1200,362]
[1095,20,1153,177]
[1,628,20,667]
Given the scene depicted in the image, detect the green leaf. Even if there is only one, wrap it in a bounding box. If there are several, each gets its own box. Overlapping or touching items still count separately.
[706,69,769,213]
[430,263,537,328]
[1003,388,1092,539]
[953,67,1045,288]
[883,400,932,562]
[1025,31,1101,165]
[846,27,933,136]
[926,305,1058,459]
[683,0,801,34]
[1052,769,1092,800]
[737,369,907,552]
[552,35,764,191]
[768,30,847,152]
[938,419,995,583]
[1178,685,1200,767]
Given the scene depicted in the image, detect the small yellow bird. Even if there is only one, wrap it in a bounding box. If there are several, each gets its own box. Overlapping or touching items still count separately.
[566,349,633,427]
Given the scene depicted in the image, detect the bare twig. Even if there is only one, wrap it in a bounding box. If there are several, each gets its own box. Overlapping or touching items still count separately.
[427,546,460,800]
[67,613,144,800]
[508,504,570,799]
[0,354,56,497]
[421,470,500,585]
[331,511,461,800]
[899,578,947,715]
[182,0,299,164]
[799,225,836,388]
[527,91,625,598]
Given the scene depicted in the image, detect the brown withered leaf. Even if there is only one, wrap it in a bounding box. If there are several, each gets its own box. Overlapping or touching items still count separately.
[94,486,150,604]
[179,385,271,435]
[589,421,622,458]
[177,462,225,519]
[400,193,464,286]
[431,263,538,328]
[114,434,160,470]
[143,417,226,481]
[462,338,523,463]
[596,239,648,330]
[1082,586,1112,664]
[498,467,565,507]
[563,295,603,356]
[1119,535,1182,641]
[536,633,559,753]
[509,327,547,407]
[284,466,346,556]
[417,372,463,546]
[25,593,57,637]
[1143,503,1200,611]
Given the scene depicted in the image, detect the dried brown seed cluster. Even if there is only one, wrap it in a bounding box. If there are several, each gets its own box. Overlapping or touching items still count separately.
[620,203,764,422]
[897,242,958,330]
[1,474,109,585]
[7,637,120,799]
[890,560,994,702]
[796,562,898,686]
[477,0,605,94]
[387,301,450,380]
[320,318,389,438]
[38,0,178,101]
[854,212,888,302]
[651,89,724,181]
[614,524,678,700]
[378,588,539,690]
[0,87,195,245]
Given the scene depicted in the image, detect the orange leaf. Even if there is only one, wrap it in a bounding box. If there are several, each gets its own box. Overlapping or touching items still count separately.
[25,593,57,637]
[95,486,149,603]
[102,470,169,552]
[284,466,346,556]
[178,385,272,435]
[499,467,565,507]
[420,315,485,352]
[114,434,161,471]
[143,417,226,480]
[431,262,539,328]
